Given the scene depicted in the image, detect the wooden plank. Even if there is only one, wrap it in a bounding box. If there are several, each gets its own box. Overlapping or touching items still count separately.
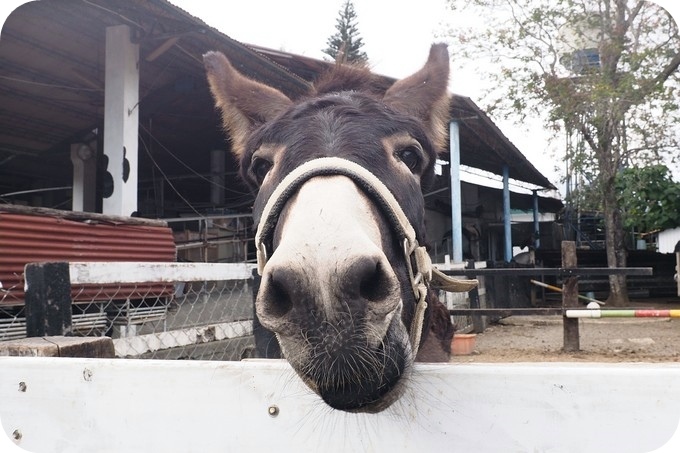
[1,358,680,452]
[0,336,114,358]
[68,262,257,285]
[0,203,168,227]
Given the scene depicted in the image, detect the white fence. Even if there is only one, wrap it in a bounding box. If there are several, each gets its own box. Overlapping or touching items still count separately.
[1,358,680,452]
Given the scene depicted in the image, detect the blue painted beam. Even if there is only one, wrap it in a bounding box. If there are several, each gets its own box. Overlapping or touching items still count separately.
[449,122,463,263]
[503,165,512,262]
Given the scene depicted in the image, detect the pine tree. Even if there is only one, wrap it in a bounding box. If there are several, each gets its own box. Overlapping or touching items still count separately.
[323,0,368,64]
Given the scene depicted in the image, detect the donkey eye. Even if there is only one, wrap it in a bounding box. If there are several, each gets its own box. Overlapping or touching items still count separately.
[250,157,272,184]
[395,146,422,173]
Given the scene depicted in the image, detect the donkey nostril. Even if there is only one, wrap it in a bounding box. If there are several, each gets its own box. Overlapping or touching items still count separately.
[357,260,392,303]
[263,271,294,319]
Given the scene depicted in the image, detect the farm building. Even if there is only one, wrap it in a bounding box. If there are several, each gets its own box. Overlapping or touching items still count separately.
[657,227,680,254]
[2,5,680,451]
[0,0,566,339]
[0,0,561,254]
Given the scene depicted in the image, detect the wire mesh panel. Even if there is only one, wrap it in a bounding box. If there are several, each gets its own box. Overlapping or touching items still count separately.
[0,306,25,342]
[5,262,258,361]
[113,280,253,360]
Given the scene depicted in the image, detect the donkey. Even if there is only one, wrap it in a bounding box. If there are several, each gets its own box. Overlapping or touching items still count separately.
[204,44,476,413]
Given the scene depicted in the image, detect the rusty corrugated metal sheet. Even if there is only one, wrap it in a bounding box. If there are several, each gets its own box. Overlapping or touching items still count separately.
[0,210,176,307]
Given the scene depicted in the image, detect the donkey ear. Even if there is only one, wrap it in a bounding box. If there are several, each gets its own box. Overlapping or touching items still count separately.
[204,51,293,158]
[383,44,451,153]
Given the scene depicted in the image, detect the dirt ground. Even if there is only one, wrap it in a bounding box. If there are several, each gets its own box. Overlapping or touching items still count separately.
[450,299,680,363]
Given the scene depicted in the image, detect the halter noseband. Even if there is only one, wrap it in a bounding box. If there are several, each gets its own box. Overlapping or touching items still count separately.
[254,157,477,357]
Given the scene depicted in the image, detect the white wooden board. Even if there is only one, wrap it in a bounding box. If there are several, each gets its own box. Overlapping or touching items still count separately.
[1,358,680,453]
[68,262,256,284]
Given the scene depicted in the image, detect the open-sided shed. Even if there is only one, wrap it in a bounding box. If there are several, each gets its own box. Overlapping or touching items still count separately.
[0,0,561,264]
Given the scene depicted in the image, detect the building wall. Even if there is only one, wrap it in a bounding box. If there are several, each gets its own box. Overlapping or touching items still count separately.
[658,227,680,253]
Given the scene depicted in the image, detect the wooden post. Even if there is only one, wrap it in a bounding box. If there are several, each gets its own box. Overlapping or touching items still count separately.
[466,260,484,333]
[0,337,114,358]
[24,262,73,337]
[675,247,680,297]
[561,241,580,351]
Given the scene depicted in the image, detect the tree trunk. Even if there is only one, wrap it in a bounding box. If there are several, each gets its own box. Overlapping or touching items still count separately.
[602,180,630,306]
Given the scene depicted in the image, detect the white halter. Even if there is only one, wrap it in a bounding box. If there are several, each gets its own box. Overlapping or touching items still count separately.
[254,157,477,357]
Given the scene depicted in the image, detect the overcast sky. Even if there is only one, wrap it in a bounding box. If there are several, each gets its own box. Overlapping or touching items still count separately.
[1,1,679,189]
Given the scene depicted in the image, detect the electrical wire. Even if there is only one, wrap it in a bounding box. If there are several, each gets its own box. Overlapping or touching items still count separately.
[0,75,103,92]
[139,134,203,217]
[139,122,251,197]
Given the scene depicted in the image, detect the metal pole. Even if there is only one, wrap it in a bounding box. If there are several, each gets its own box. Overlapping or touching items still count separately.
[532,189,540,249]
[449,121,463,263]
[502,164,512,262]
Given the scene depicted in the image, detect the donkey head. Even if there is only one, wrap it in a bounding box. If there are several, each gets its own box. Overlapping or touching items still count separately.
[205,45,467,412]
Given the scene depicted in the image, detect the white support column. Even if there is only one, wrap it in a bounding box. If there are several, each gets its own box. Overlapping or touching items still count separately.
[70,143,96,212]
[102,25,139,217]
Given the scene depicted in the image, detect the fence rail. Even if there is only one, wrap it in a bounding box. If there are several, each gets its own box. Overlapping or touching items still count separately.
[441,267,654,277]
[68,261,254,284]
[5,241,672,355]
[444,241,661,352]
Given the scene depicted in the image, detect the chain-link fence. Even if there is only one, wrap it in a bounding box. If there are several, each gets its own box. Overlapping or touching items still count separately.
[2,260,483,356]
[108,280,254,360]
[0,307,25,342]
[3,262,257,361]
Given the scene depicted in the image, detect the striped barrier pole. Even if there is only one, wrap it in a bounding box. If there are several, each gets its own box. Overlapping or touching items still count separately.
[565,309,680,319]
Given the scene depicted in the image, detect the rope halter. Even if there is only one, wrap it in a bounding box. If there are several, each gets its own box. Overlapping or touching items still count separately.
[254,157,478,358]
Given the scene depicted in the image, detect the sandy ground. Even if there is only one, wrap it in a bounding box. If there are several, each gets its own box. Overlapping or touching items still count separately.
[450,301,680,363]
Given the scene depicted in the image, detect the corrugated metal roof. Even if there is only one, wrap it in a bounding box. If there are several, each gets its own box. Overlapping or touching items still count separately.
[0,206,176,307]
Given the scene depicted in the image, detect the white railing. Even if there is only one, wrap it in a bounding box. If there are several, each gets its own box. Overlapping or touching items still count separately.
[1,359,679,452]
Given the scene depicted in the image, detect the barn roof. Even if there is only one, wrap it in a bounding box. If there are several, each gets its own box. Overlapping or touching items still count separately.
[0,0,556,215]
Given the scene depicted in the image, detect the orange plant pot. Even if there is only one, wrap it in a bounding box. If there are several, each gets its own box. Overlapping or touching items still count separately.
[451,333,476,355]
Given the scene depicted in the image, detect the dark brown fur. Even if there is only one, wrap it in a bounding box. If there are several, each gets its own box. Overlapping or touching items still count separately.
[205,44,454,412]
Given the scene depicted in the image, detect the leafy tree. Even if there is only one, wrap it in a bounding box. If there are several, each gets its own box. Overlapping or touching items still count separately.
[446,0,680,305]
[616,165,680,233]
[571,164,680,237]
[323,0,369,64]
